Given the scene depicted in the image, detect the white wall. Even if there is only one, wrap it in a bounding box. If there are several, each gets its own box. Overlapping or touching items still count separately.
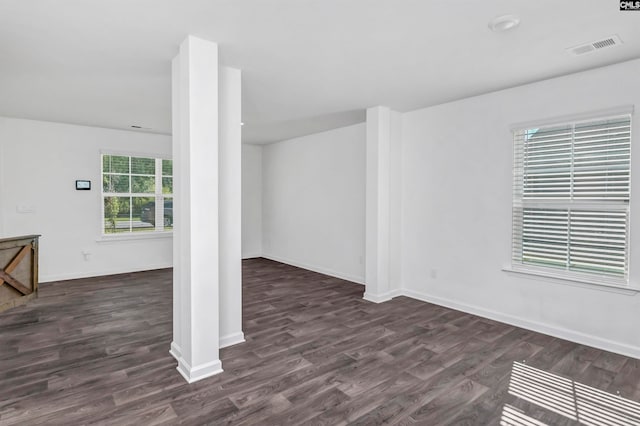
[262,124,366,283]
[0,117,173,282]
[241,144,262,258]
[400,58,640,358]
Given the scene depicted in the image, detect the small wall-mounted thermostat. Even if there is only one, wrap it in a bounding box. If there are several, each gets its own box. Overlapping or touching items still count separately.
[76,180,91,190]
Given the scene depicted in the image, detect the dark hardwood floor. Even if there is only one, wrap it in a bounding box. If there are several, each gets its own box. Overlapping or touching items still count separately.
[1,258,639,425]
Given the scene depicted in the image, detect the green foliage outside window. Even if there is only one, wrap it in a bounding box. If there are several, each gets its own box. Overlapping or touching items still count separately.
[102,154,173,234]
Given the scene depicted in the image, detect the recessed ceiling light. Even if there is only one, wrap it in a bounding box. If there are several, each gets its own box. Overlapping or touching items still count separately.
[240,122,245,126]
[488,14,520,32]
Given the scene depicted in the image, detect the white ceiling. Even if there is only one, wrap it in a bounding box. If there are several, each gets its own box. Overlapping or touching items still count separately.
[1,1,639,144]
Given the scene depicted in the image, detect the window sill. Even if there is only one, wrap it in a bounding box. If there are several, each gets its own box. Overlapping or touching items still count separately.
[502,266,639,295]
[96,232,173,243]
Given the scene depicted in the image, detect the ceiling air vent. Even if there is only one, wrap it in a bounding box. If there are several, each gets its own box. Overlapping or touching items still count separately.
[567,35,623,56]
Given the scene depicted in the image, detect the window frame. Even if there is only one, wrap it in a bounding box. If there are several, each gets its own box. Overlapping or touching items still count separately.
[100,151,173,239]
[509,108,634,290]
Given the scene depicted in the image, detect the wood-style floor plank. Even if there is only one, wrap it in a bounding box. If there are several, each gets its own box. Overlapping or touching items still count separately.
[1,258,639,425]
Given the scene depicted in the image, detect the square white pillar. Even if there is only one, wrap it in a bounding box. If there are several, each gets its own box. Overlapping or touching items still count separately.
[219,66,244,348]
[170,55,183,362]
[171,35,222,383]
[364,106,401,303]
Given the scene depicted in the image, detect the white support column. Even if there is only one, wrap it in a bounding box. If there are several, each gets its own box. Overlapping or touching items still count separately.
[388,110,403,295]
[170,56,183,362]
[218,66,244,348]
[364,106,398,303]
[172,35,223,383]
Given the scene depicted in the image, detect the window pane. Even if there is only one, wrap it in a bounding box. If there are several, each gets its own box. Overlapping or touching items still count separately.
[162,159,172,176]
[568,210,627,276]
[522,125,572,199]
[522,208,568,269]
[162,177,173,194]
[131,175,155,193]
[132,196,156,232]
[573,118,631,200]
[102,154,174,235]
[103,155,129,174]
[103,196,130,233]
[163,197,173,230]
[103,174,129,193]
[131,157,155,175]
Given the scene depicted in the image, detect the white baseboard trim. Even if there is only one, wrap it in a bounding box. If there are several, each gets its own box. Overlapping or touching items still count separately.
[176,357,223,384]
[262,253,364,284]
[363,289,402,304]
[220,332,245,348]
[242,252,262,260]
[169,341,182,361]
[40,262,173,283]
[402,288,640,360]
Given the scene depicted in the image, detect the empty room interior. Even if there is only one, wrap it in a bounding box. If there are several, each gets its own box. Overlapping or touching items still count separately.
[2,1,640,425]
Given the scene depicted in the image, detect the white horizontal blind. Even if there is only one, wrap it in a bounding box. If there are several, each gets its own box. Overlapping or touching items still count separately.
[512,115,631,280]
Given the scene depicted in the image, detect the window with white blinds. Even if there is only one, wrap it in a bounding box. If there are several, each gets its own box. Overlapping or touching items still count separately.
[512,114,631,283]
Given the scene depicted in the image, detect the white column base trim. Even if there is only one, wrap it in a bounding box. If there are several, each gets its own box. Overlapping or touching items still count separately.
[402,288,640,361]
[176,358,223,384]
[220,332,245,348]
[169,341,182,361]
[363,289,402,304]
